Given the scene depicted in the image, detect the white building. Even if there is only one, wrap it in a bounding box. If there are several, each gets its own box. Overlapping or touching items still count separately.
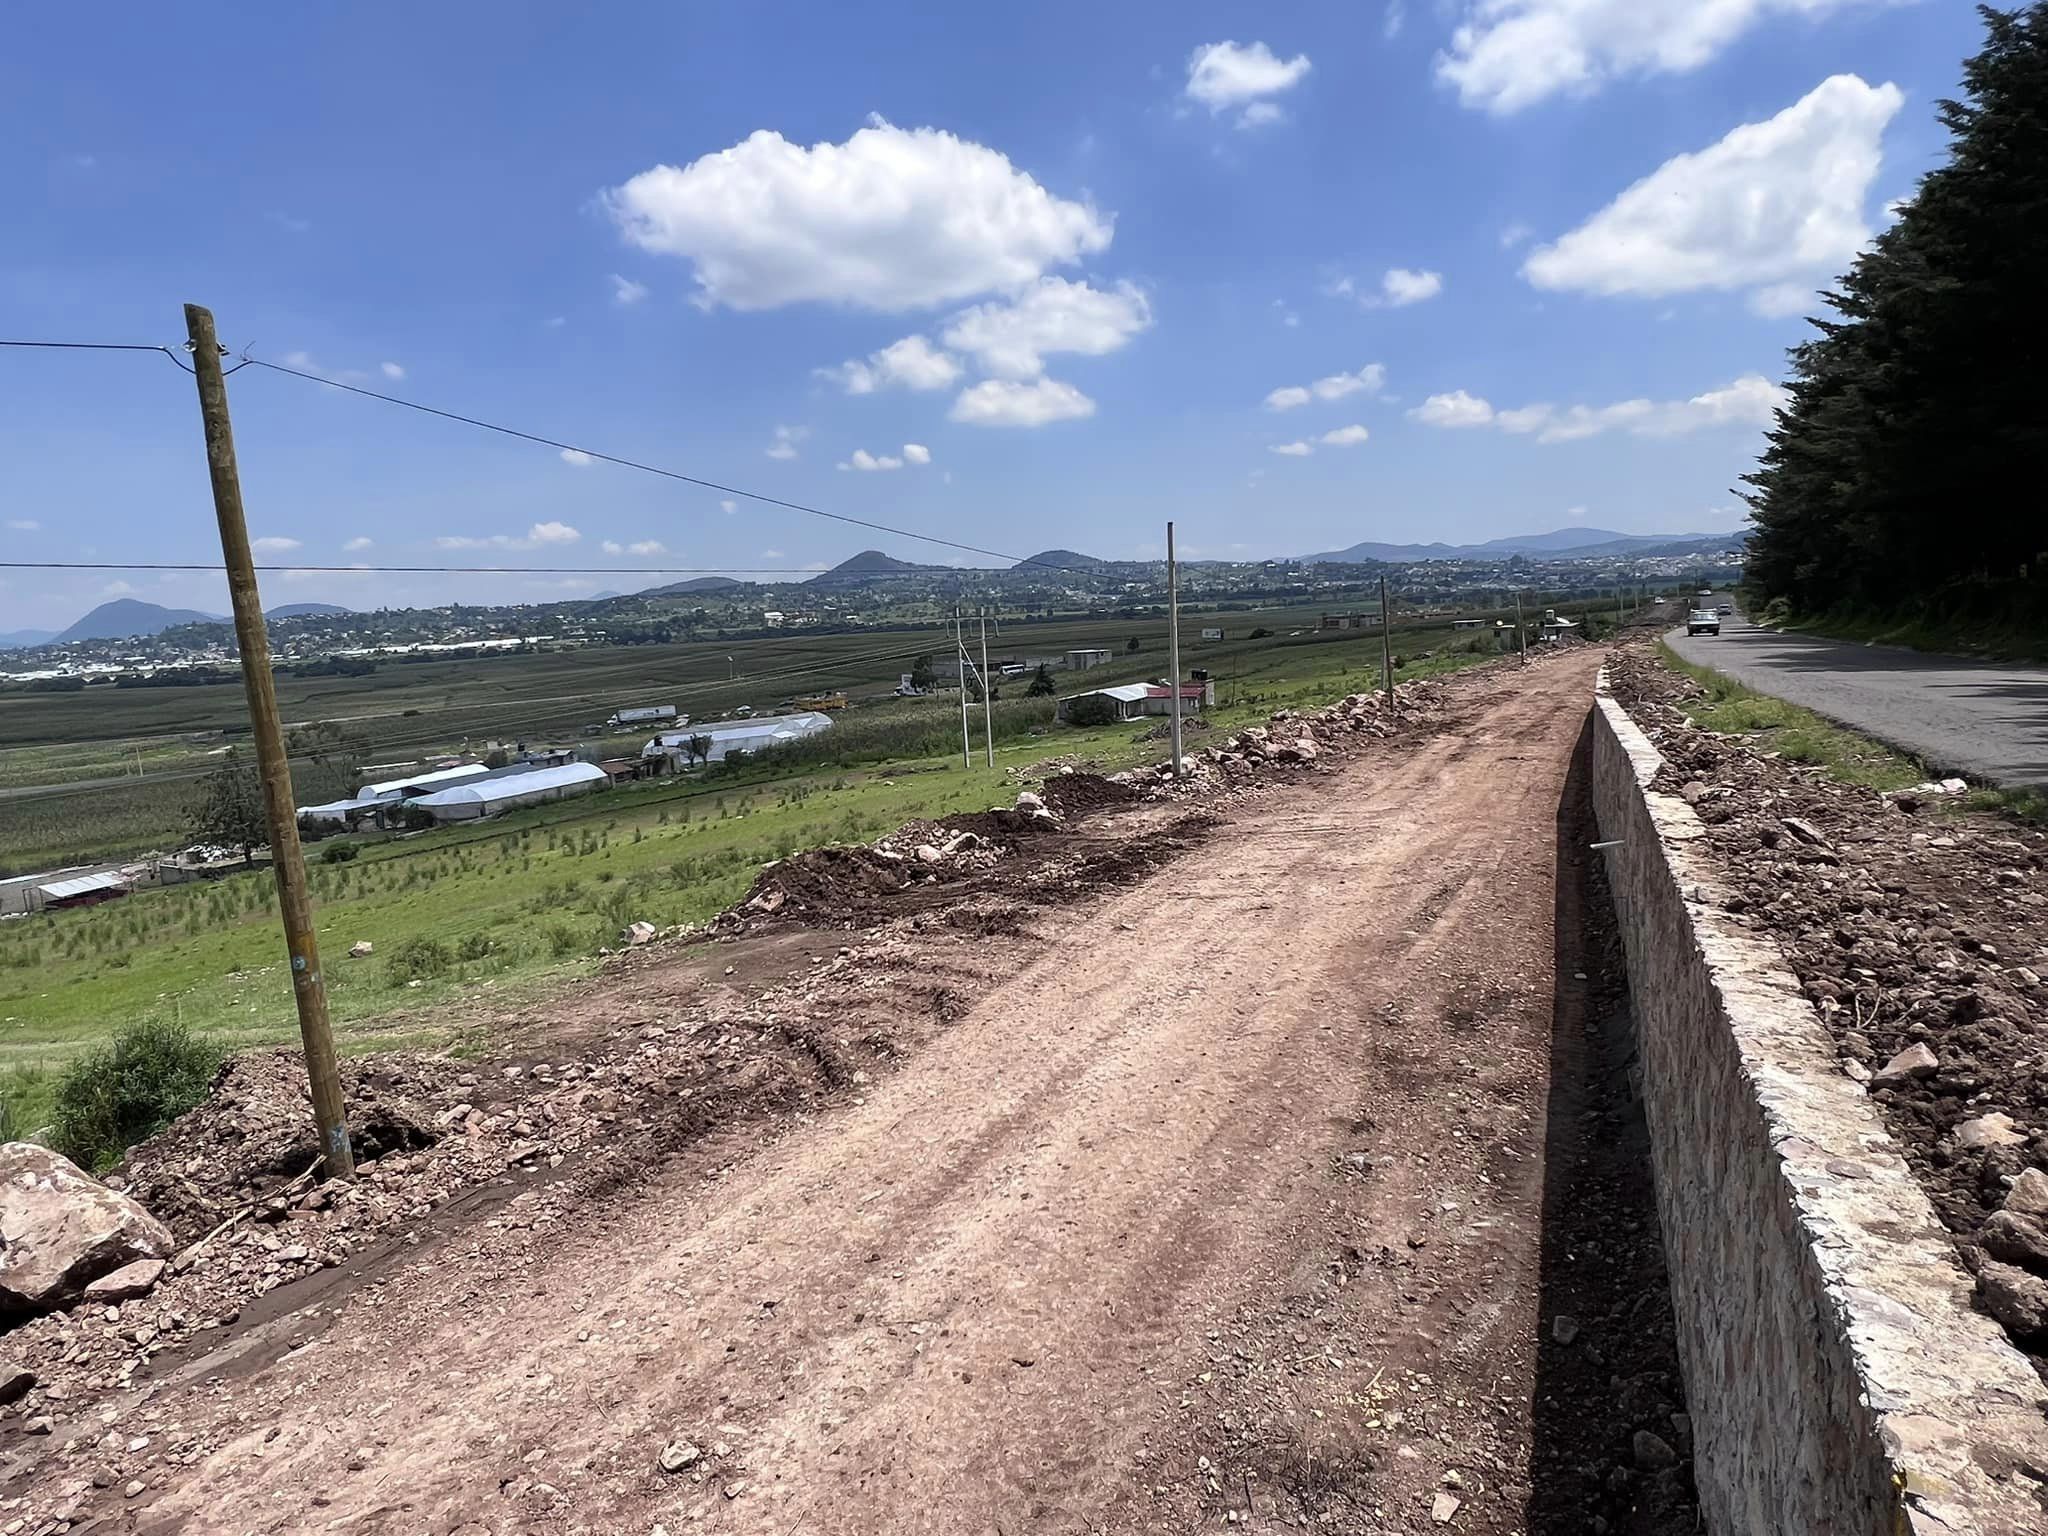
[643,710,834,768]
[402,761,608,822]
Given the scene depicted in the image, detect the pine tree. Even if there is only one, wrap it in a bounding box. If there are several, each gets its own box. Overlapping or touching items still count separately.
[1745,5,2048,634]
[192,748,269,863]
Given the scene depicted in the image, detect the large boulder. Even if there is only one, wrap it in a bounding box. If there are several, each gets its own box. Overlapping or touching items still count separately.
[0,1143,175,1316]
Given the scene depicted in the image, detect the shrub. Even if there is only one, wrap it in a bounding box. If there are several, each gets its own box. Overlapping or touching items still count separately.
[386,935,452,982]
[321,841,360,864]
[455,930,497,962]
[543,921,582,958]
[1063,692,1120,728]
[50,1018,227,1171]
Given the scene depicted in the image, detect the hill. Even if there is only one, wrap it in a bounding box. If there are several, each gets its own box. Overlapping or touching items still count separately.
[637,576,744,597]
[804,550,949,585]
[1015,548,1107,572]
[0,629,56,650]
[266,602,352,619]
[53,599,226,644]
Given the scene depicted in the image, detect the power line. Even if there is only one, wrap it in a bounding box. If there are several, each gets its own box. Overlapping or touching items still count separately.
[0,561,809,576]
[2,333,1113,578]
[237,353,1091,576]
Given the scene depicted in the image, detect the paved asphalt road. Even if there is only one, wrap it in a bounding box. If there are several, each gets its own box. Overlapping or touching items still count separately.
[1664,595,2048,788]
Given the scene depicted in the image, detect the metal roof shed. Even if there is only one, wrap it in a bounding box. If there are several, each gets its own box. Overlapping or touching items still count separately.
[404,761,606,822]
[36,871,131,909]
[645,711,834,764]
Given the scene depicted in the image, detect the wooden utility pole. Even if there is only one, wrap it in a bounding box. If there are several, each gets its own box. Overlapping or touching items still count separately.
[1378,573,1395,708]
[183,304,354,1181]
[1514,591,1529,665]
[1166,521,1184,781]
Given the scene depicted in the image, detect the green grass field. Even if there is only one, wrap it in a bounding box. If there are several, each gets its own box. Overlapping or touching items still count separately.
[0,616,1532,1131]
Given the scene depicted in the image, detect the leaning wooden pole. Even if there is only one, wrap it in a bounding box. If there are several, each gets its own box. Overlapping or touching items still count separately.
[183,304,354,1180]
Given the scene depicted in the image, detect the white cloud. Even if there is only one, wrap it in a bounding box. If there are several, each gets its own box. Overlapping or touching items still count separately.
[545,315,567,329]
[1748,281,1820,318]
[1385,2,1408,40]
[840,448,905,472]
[251,536,302,553]
[819,333,962,394]
[1269,441,1314,457]
[1238,102,1287,129]
[765,425,807,460]
[942,277,1152,380]
[1438,0,1887,115]
[628,539,668,556]
[1186,42,1314,126]
[1380,268,1444,306]
[1523,75,1902,311]
[949,377,1096,428]
[103,580,136,596]
[1410,390,1496,428]
[1264,363,1387,411]
[1419,374,1786,442]
[380,361,405,380]
[764,549,786,560]
[435,521,583,551]
[902,443,932,465]
[1500,222,1534,249]
[1320,424,1371,446]
[601,540,624,555]
[610,274,649,306]
[604,117,1112,312]
[5,519,40,532]
[1567,505,1589,520]
[560,448,595,467]
[342,536,372,552]
[719,499,738,515]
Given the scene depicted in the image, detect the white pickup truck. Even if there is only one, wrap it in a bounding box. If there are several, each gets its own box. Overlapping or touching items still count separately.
[1686,609,1721,636]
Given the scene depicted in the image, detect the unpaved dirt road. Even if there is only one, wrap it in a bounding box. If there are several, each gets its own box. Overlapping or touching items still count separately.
[97,650,1668,1534]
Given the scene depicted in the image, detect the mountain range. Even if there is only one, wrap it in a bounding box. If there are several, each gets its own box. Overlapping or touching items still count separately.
[1296,528,1742,564]
[26,599,356,646]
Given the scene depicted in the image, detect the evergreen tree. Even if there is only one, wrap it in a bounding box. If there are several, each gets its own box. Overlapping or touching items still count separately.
[192,748,268,862]
[1744,5,2048,634]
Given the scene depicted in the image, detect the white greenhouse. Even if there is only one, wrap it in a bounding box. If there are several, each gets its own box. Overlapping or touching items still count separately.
[643,710,834,768]
[402,761,607,822]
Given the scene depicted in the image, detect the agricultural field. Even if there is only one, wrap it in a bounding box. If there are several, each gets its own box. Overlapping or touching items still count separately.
[0,596,1619,876]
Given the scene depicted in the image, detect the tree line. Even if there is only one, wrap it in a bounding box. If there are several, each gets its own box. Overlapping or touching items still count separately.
[1744,5,2047,640]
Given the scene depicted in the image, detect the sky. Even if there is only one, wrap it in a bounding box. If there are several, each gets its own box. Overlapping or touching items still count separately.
[0,0,1985,629]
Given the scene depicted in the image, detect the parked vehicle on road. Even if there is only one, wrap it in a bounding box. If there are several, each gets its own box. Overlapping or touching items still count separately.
[1687,610,1721,636]
[1717,603,1733,615]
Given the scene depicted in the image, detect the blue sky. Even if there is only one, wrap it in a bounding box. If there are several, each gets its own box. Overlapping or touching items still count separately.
[0,0,1983,627]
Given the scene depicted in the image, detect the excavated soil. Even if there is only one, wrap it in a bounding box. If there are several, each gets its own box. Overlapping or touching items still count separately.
[1607,642,2048,1367]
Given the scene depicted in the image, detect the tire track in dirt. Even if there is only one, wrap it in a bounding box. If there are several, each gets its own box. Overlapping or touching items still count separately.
[116,652,1615,1535]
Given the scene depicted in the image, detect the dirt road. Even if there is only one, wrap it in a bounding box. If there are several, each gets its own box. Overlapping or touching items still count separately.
[85,649,1684,1534]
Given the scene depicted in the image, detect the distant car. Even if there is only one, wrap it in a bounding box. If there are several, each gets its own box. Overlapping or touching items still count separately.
[1716,603,1733,615]
[1687,610,1721,636]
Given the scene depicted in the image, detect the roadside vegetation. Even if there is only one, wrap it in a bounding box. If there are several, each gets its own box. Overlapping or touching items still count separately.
[1741,7,2047,658]
[1656,643,1926,793]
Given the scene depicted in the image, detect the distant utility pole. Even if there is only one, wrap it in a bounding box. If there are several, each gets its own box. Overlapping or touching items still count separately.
[954,607,971,769]
[1166,521,1184,781]
[183,303,353,1182]
[1379,572,1395,707]
[1514,591,1529,665]
[978,606,994,768]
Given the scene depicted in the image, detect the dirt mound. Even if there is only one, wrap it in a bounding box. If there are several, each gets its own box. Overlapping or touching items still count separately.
[1040,771,1144,818]
[734,846,912,923]
[121,1050,452,1241]
[938,807,1063,845]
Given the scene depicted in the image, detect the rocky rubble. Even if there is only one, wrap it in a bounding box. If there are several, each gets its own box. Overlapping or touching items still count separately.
[1607,643,2048,1370]
[0,1144,175,1316]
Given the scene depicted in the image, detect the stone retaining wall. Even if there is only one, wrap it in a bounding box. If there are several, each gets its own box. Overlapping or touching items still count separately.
[1590,677,2048,1536]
